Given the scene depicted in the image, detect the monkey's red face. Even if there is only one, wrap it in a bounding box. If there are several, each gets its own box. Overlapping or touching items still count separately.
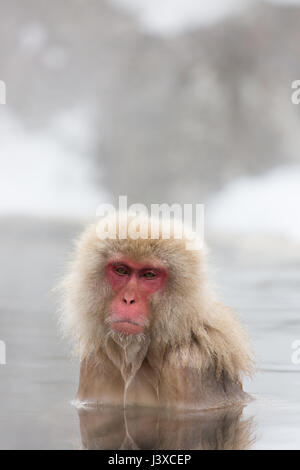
[105,257,167,336]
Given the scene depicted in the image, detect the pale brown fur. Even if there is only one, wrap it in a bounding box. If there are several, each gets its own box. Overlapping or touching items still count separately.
[59,213,254,409]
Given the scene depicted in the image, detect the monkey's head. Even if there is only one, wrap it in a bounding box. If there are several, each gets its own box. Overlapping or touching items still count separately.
[60,212,210,363]
[60,211,254,393]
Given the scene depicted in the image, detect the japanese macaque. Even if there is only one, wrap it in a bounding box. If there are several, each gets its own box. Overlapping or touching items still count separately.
[60,212,254,410]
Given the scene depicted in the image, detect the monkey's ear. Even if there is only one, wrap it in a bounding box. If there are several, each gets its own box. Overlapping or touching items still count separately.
[206,310,255,382]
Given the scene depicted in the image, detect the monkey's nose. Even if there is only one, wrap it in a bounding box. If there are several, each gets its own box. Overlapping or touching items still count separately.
[122,297,135,305]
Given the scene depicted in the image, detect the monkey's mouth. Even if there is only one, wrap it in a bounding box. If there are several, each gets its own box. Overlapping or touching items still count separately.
[111,320,144,336]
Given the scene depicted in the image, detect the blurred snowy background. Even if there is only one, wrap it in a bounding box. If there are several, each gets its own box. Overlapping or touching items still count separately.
[0,0,300,449]
[0,0,300,255]
[0,0,300,253]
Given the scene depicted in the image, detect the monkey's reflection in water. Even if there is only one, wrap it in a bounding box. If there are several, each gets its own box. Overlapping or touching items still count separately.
[78,405,255,450]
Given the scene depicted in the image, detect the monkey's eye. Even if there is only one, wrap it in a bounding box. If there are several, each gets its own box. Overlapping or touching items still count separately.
[114,266,129,276]
[142,271,156,279]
